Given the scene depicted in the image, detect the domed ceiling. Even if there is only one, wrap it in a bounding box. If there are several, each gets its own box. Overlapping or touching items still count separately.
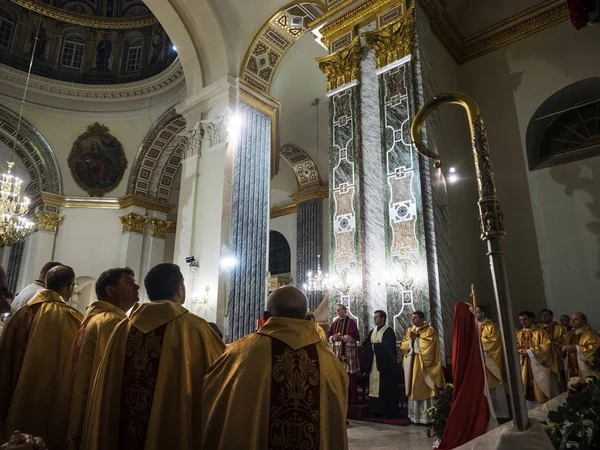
[0,0,177,84]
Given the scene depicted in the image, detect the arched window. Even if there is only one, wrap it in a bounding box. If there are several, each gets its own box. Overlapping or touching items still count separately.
[0,9,14,49]
[61,34,85,69]
[125,38,143,73]
[526,78,600,170]
[269,231,291,275]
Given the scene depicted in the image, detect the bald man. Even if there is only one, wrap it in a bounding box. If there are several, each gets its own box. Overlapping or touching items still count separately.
[563,312,600,380]
[0,265,83,443]
[202,287,349,450]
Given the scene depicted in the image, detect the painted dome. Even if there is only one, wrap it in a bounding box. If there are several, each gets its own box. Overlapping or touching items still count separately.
[0,0,177,84]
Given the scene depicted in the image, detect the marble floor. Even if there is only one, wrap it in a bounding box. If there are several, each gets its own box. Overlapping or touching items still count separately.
[348,420,435,450]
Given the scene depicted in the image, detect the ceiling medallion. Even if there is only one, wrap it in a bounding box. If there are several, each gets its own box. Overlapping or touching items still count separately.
[68,123,128,197]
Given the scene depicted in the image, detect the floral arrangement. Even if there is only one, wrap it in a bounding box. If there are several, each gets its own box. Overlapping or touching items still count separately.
[426,383,453,440]
[544,352,600,450]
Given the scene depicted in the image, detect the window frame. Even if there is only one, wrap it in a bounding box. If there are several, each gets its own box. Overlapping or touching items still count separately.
[125,38,144,73]
[0,9,15,50]
[60,33,86,70]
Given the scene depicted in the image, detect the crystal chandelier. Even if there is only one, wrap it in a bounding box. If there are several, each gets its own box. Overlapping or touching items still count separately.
[303,255,329,293]
[0,162,34,245]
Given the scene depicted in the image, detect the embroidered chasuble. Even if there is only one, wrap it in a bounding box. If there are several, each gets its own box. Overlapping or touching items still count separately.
[563,324,600,380]
[202,317,349,450]
[363,324,399,417]
[0,289,83,443]
[55,301,129,450]
[400,323,445,424]
[81,301,225,450]
[516,325,560,407]
[315,323,328,344]
[478,319,510,418]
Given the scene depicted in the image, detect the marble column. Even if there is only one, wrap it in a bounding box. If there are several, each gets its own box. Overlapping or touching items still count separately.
[18,211,63,292]
[293,192,326,312]
[226,101,271,342]
[317,5,454,355]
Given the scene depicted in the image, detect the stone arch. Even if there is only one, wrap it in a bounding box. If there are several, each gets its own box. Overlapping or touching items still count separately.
[279,142,322,190]
[0,104,62,195]
[127,108,187,203]
[240,2,325,93]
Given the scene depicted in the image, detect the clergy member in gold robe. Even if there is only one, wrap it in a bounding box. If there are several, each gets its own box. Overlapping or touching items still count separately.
[81,263,225,450]
[475,305,510,419]
[56,267,140,450]
[563,312,600,380]
[516,311,560,410]
[202,286,348,450]
[307,311,328,343]
[400,311,445,424]
[0,265,82,443]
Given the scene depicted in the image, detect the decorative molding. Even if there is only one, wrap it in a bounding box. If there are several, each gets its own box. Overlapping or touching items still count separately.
[120,213,149,234]
[363,7,415,69]
[316,35,361,92]
[240,2,325,93]
[318,0,404,46]
[280,143,322,189]
[290,186,329,204]
[0,105,62,195]
[201,116,228,149]
[309,0,358,28]
[36,192,173,214]
[419,0,569,63]
[151,219,172,239]
[34,212,64,233]
[271,202,298,218]
[11,0,158,29]
[182,121,204,159]
[166,222,177,234]
[0,59,184,102]
[176,75,239,121]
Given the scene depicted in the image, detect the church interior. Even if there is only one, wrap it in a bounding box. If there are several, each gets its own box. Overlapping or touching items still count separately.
[0,0,599,449]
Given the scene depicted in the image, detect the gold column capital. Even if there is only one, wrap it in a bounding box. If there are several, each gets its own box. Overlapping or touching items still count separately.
[363,7,415,69]
[290,186,329,205]
[120,213,149,234]
[316,36,361,92]
[34,212,64,233]
[151,219,173,239]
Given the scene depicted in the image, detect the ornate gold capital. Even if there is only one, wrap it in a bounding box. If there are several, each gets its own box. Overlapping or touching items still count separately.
[290,186,329,205]
[34,212,64,233]
[166,222,177,234]
[151,219,173,239]
[363,7,415,69]
[316,36,361,92]
[120,213,149,234]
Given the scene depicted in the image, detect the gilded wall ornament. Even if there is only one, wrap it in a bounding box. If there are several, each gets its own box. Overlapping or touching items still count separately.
[68,123,127,197]
[119,213,148,234]
[151,219,172,239]
[316,36,361,92]
[34,212,64,233]
[363,7,415,69]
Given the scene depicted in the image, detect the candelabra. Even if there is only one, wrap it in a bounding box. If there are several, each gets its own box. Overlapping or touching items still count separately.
[303,255,329,293]
[0,162,34,246]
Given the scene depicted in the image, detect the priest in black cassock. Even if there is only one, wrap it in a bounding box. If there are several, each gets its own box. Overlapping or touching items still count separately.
[363,310,399,418]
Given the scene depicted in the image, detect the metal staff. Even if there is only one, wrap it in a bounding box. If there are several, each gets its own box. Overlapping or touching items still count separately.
[410,92,529,432]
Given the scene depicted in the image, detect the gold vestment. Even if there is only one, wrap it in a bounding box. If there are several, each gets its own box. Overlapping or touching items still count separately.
[202,317,349,450]
[400,323,445,401]
[516,325,559,404]
[57,301,129,450]
[0,289,83,442]
[81,301,225,450]
[479,319,504,390]
[563,325,600,379]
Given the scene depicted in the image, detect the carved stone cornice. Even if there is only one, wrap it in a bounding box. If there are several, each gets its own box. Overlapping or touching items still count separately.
[151,219,172,239]
[363,7,415,69]
[0,60,184,102]
[290,186,329,205]
[34,212,64,233]
[120,213,149,234]
[11,0,158,29]
[36,192,173,214]
[176,75,239,123]
[316,36,361,92]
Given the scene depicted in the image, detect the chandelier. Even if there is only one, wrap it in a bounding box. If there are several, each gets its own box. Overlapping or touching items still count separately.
[303,255,329,293]
[0,162,34,245]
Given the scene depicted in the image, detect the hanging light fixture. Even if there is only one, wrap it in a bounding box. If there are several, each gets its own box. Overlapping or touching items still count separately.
[303,254,329,293]
[0,20,41,245]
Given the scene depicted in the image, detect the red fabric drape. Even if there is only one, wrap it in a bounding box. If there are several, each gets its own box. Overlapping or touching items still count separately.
[566,0,588,29]
[438,303,489,449]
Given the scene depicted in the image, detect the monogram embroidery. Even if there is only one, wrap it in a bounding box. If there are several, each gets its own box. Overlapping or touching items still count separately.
[269,339,320,450]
